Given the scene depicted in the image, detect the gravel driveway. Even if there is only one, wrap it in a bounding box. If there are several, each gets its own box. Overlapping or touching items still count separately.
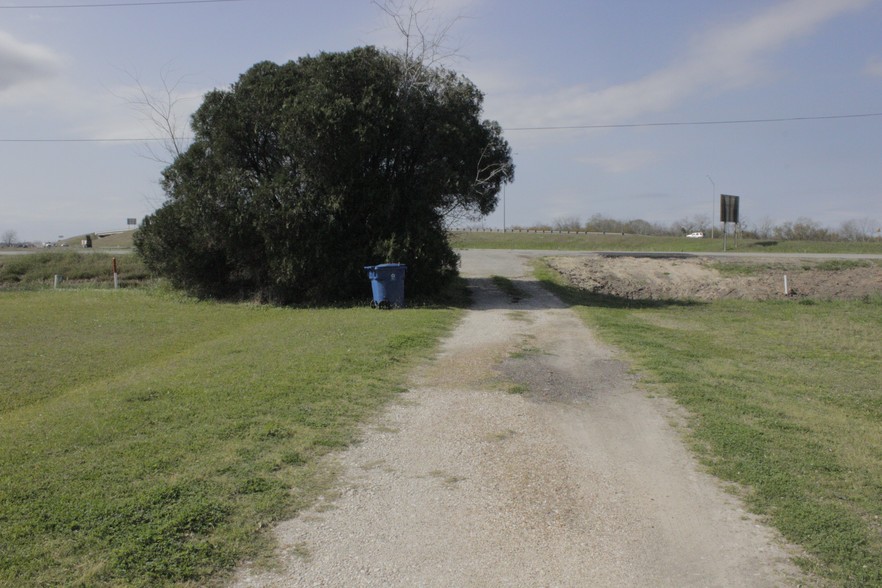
[234,250,805,587]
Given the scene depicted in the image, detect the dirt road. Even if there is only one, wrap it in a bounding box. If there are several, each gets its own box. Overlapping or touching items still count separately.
[234,250,805,587]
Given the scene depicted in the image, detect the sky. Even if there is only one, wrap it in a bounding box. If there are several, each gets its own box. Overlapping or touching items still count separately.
[1,0,881,242]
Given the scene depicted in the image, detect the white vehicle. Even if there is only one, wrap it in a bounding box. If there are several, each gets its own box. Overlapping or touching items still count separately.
[686,231,704,238]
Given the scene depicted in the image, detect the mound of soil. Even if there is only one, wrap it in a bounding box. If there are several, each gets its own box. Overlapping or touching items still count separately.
[546,255,882,301]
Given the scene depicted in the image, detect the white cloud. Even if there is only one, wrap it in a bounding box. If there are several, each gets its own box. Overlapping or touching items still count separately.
[0,30,63,93]
[493,0,872,129]
[865,56,882,77]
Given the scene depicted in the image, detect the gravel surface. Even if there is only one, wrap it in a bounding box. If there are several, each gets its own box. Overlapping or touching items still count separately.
[232,250,806,587]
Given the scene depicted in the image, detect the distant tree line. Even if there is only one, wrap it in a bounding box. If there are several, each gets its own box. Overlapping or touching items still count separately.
[493,214,881,241]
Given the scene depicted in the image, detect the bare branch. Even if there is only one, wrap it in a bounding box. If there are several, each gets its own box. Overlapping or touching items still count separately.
[373,0,467,90]
[474,145,509,188]
[115,64,195,164]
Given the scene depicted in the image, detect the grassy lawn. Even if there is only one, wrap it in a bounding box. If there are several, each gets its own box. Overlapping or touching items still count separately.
[536,262,882,586]
[452,230,882,254]
[0,289,460,586]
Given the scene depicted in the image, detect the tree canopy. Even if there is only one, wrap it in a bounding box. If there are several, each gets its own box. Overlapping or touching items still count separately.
[135,46,513,303]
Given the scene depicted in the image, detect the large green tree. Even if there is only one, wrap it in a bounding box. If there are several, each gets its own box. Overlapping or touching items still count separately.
[135,46,513,303]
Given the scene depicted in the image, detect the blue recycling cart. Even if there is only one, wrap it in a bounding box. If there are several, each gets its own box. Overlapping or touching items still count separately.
[364,263,407,308]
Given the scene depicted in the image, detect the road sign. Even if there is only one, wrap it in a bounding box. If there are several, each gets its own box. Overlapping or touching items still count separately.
[720,195,740,224]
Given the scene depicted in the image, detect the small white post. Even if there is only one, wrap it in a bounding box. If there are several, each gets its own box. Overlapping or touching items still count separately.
[784,274,789,295]
[54,275,61,289]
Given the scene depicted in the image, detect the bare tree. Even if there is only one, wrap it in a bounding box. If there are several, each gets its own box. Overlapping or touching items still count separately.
[553,215,582,232]
[624,219,654,235]
[2,229,18,247]
[774,217,831,241]
[585,214,623,234]
[839,217,877,242]
[752,215,776,240]
[673,214,710,234]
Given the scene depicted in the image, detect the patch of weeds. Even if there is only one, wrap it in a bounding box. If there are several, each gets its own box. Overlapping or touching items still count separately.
[815,259,872,271]
[708,261,781,276]
[710,262,760,276]
[507,384,529,395]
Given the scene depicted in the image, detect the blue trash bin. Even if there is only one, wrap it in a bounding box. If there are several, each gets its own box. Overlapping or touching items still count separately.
[364,263,407,308]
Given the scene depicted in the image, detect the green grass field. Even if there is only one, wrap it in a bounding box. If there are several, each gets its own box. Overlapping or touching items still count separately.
[452,230,882,254]
[535,261,882,586]
[0,290,461,586]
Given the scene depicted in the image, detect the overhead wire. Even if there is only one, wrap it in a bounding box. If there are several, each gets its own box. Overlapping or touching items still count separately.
[503,112,882,131]
[2,111,881,143]
[0,0,249,8]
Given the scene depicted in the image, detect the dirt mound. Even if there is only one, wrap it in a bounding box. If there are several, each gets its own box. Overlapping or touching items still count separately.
[547,255,882,301]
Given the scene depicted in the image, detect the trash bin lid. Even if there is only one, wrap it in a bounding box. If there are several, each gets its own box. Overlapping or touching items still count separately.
[364,263,407,271]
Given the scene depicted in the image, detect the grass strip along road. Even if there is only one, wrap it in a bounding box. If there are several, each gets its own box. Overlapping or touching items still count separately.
[536,261,882,587]
[0,289,460,586]
[451,231,882,255]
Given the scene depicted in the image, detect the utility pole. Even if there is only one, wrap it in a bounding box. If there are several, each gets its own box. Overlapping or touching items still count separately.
[706,175,716,239]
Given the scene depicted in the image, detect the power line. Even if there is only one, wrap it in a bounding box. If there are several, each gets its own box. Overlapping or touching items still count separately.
[0,137,171,142]
[0,0,249,8]
[504,112,882,131]
[2,111,880,143]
